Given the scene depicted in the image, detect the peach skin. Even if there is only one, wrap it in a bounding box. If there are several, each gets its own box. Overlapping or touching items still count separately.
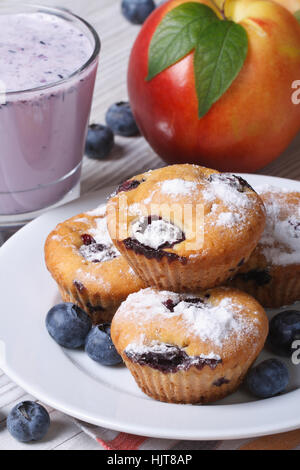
[128,0,300,172]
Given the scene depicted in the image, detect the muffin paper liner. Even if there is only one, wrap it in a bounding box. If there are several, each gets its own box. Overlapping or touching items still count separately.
[123,358,248,404]
[119,247,253,293]
[228,269,300,308]
[58,284,118,324]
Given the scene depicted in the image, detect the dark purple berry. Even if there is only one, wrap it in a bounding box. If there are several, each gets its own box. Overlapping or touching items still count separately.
[85,124,114,159]
[106,102,139,136]
[121,0,155,25]
[7,402,50,443]
[81,234,96,246]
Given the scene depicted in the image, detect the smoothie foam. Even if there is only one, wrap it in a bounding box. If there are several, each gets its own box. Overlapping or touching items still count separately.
[0,12,93,92]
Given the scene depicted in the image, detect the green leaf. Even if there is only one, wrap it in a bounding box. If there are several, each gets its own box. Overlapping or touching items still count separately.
[194,20,248,118]
[295,10,300,24]
[147,2,218,81]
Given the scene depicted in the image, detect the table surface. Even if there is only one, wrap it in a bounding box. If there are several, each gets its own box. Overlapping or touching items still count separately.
[1,0,300,450]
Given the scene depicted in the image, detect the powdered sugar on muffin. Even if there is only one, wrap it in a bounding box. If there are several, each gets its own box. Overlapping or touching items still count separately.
[79,209,120,263]
[227,186,300,308]
[130,216,185,250]
[107,165,265,292]
[125,339,220,362]
[111,286,268,404]
[159,179,198,196]
[124,339,222,373]
[117,288,260,349]
[204,174,259,229]
[215,211,242,227]
[178,297,258,347]
[256,187,300,266]
[45,205,146,323]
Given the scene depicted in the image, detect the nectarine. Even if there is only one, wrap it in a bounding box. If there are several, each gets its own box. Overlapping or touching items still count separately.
[272,0,300,14]
[128,0,300,172]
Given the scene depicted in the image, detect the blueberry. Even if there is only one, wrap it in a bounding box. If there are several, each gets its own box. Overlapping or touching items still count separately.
[105,102,139,137]
[269,310,300,357]
[46,303,92,349]
[85,124,114,159]
[246,359,289,399]
[85,323,122,366]
[121,0,155,25]
[7,401,50,443]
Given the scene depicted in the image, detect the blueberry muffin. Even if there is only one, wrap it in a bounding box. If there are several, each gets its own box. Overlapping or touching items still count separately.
[228,188,300,307]
[111,287,268,404]
[106,165,266,292]
[45,204,146,323]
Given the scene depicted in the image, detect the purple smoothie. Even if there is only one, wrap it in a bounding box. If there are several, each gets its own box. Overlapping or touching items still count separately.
[0,9,99,217]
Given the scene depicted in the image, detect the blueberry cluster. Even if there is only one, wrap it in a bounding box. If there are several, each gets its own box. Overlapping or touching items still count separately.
[44,302,299,403]
[85,102,139,160]
[6,303,123,444]
[245,310,300,399]
[7,306,297,444]
[46,303,122,366]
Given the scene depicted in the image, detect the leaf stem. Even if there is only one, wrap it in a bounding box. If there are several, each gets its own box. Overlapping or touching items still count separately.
[210,0,226,20]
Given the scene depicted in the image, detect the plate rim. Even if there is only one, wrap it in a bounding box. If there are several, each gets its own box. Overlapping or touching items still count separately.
[1,173,300,441]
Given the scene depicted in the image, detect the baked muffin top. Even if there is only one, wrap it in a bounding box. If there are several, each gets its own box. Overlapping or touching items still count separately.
[111,287,268,364]
[255,188,300,266]
[45,204,144,295]
[107,164,266,259]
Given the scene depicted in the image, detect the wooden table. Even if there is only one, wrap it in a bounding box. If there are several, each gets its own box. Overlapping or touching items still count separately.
[0,0,299,449]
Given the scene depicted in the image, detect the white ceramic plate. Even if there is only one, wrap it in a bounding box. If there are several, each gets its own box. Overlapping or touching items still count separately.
[1,174,300,441]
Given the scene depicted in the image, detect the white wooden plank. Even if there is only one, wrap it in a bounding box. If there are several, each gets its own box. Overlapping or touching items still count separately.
[54,431,102,451]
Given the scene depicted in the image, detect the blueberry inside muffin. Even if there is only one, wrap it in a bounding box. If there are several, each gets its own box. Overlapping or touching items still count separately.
[111,287,268,403]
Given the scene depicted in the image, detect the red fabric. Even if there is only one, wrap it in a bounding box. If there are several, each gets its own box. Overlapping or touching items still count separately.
[97,432,147,450]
